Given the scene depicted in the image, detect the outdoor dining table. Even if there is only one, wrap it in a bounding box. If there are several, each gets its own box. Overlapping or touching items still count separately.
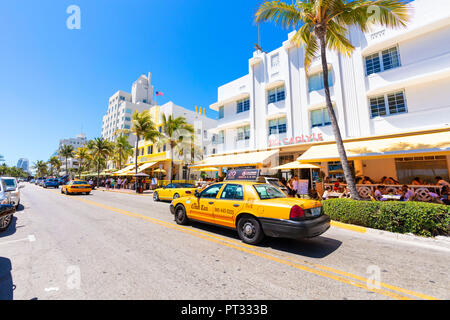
[327,192,344,199]
[381,194,402,201]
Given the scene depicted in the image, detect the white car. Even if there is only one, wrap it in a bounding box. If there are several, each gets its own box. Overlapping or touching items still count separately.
[1,177,24,209]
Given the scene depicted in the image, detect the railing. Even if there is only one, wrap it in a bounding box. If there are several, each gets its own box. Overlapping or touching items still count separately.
[324,184,444,202]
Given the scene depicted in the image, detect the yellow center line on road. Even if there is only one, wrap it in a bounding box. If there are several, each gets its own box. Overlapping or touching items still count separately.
[48,190,438,300]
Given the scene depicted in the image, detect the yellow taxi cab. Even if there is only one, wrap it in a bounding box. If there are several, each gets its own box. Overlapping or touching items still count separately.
[153,183,198,201]
[61,179,92,195]
[169,169,330,245]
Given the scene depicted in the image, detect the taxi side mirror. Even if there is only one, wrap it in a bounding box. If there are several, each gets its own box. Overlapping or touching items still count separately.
[195,190,200,198]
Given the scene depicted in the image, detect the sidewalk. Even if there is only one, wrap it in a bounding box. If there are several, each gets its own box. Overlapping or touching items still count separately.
[95,187,154,196]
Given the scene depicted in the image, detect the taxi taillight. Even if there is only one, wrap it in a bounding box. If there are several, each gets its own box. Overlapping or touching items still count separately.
[290,205,305,220]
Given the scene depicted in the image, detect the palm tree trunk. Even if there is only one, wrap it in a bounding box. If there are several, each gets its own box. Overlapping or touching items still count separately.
[318,32,360,200]
[135,136,139,193]
[170,144,174,184]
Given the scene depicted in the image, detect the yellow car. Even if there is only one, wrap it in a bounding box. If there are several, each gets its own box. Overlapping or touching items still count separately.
[61,180,92,195]
[169,180,330,245]
[153,183,198,201]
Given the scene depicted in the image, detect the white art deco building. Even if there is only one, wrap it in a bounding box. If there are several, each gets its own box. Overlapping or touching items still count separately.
[195,0,450,186]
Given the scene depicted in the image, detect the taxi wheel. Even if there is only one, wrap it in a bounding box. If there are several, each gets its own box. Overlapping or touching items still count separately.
[237,216,265,245]
[153,192,160,202]
[173,193,180,200]
[174,205,189,225]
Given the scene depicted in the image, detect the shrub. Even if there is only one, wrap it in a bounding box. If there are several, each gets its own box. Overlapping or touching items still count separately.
[322,199,450,237]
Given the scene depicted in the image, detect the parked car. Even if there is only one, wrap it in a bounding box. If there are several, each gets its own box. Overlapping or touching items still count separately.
[1,177,23,209]
[153,183,198,201]
[0,179,14,232]
[0,204,15,232]
[170,173,329,245]
[38,178,47,187]
[44,178,60,189]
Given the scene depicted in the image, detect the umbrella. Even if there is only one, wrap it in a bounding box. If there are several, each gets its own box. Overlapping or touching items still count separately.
[134,173,150,178]
[154,169,166,173]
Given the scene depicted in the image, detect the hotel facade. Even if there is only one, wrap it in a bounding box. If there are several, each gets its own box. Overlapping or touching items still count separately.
[195,0,450,187]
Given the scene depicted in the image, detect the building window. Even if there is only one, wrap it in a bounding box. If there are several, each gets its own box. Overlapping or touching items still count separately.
[268,86,285,104]
[163,144,166,152]
[125,117,131,121]
[126,109,132,114]
[218,131,225,144]
[268,117,287,135]
[237,126,250,141]
[124,125,131,129]
[158,126,162,133]
[310,108,331,128]
[369,91,407,118]
[219,106,224,119]
[237,99,250,113]
[203,130,208,139]
[308,71,333,92]
[271,53,280,68]
[365,46,401,76]
[148,145,153,154]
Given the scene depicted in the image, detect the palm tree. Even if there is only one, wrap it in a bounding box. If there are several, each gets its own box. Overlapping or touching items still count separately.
[49,156,62,176]
[33,161,48,177]
[158,115,194,184]
[129,110,160,191]
[113,134,133,171]
[74,147,89,179]
[255,0,410,199]
[87,138,114,187]
[59,144,75,178]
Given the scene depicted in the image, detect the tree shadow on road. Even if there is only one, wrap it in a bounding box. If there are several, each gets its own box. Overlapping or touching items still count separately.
[0,257,13,300]
[188,221,341,259]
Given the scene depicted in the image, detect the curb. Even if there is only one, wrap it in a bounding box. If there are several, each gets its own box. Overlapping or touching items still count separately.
[330,220,450,251]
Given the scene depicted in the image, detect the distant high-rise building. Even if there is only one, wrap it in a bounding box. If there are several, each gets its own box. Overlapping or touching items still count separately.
[57,133,87,176]
[16,158,30,173]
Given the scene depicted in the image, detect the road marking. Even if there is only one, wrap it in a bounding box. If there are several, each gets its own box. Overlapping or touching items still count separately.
[0,235,36,245]
[50,190,439,300]
[44,287,59,292]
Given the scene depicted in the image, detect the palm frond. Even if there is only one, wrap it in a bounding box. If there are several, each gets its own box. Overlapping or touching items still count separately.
[255,0,303,29]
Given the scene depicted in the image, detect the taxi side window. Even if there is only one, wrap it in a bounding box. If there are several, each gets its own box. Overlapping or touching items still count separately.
[200,184,223,199]
[165,184,174,189]
[220,184,244,200]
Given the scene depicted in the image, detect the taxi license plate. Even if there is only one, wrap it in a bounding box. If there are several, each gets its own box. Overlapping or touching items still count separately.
[311,207,322,217]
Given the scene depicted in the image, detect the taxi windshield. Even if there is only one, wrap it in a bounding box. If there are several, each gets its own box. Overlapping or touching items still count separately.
[72,181,88,185]
[253,184,286,200]
[175,183,195,188]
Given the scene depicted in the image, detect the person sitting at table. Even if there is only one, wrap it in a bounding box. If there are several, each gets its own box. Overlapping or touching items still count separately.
[339,187,352,199]
[374,185,385,201]
[322,186,332,200]
[435,176,450,187]
[355,176,363,184]
[362,176,373,184]
[380,176,388,184]
[440,185,449,205]
[399,185,415,201]
[411,177,423,185]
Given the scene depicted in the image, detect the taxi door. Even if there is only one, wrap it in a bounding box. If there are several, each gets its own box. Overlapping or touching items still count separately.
[159,184,174,199]
[189,184,223,224]
[213,184,245,228]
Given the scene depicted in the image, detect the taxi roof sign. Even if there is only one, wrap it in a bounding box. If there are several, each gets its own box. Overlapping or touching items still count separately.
[225,169,260,181]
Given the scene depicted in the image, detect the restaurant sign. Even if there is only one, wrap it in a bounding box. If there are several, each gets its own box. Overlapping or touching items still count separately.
[269,133,324,147]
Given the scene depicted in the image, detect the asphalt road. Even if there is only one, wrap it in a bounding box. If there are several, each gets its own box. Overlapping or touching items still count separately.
[0,183,449,300]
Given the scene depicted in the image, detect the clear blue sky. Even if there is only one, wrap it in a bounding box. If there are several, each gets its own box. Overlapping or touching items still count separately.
[0,0,289,167]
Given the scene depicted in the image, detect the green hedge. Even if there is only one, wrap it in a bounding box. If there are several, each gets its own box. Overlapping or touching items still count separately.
[322,199,450,237]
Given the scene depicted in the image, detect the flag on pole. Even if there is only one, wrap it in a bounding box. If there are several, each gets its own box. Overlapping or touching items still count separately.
[156,91,164,96]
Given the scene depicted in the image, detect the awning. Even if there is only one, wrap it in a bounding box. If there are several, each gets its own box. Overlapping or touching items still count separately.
[191,150,278,169]
[113,164,136,176]
[210,93,250,111]
[273,162,321,171]
[298,130,450,163]
[137,162,157,173]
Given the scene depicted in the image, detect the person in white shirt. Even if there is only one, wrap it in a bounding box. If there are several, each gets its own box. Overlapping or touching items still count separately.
[374,185,385,201]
